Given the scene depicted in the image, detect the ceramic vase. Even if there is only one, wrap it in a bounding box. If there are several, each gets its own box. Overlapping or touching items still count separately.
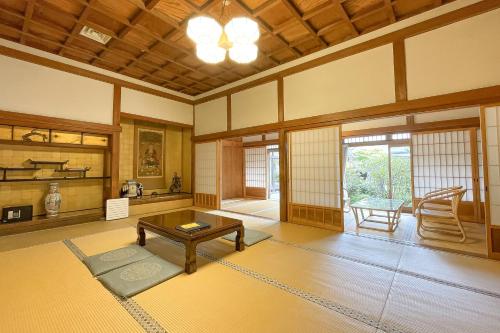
[45,183,62,217]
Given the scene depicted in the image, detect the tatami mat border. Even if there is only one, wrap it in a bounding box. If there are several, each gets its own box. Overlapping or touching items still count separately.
[63,239,167,333]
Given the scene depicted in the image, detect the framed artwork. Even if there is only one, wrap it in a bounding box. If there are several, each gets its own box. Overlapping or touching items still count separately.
[134,125,165,189]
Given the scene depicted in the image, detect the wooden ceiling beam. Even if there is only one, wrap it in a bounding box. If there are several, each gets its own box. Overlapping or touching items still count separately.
[43,0,231,86]
[233,0,302,58]
[351,2,387,22]
[253,0,281,16]
[317,19,344,37]
[19,0,35,45]
[334,1,359,37]
[384,0,397,23]
[280,0,328,48]
[59,0,96,56]
[65,0,230,84]
[301,0,347,20]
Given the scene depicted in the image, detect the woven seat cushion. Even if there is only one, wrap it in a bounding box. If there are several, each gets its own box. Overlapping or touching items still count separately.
[98,256,183,298]
[222,228,272,246]
[83,245,153,276]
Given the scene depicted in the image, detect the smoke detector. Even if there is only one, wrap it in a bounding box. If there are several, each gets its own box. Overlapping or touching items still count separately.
[79,26,112,44]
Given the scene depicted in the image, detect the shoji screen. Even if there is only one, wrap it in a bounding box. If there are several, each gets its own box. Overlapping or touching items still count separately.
[195,142,218,208]
[244,147,266,199]
[288,126,343,230]
[482,105,500,258]
[412,130,474,201]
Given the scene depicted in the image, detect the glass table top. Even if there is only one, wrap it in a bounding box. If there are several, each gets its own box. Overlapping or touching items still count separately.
[350,198,405,211]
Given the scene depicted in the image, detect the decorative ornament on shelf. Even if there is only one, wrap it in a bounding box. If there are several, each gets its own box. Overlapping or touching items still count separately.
[187,0,260,64]
[45,183,62,217]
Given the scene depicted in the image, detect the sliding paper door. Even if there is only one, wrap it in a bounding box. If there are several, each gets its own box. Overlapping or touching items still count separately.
[244,147,267,199]
[288,126,343,231]
[411,129,482,221]
[194,141,219,209]
[481,105,500,258]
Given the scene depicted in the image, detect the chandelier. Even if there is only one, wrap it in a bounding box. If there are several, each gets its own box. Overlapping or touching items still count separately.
[186,1,260,64]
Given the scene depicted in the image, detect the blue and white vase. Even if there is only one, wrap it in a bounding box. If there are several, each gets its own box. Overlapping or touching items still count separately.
[45,183,62,217]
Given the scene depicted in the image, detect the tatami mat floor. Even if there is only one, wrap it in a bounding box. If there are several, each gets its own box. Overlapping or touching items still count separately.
[221,198,280,220]
[222,197,488,256]
[1,207,499,332]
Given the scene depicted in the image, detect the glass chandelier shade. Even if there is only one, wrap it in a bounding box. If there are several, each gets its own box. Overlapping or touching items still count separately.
[187,16,259,64]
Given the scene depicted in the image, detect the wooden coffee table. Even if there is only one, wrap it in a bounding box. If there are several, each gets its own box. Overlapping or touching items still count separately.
[137,210,244,274]
[350,198,404,232]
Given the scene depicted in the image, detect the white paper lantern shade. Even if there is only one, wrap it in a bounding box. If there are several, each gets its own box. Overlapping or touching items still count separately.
[187,16,223,45]
[196,44,226,64]
[228,43,258,64]
[224,17,260,44]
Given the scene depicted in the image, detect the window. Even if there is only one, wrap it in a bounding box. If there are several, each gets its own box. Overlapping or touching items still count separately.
[392,133,411,140]
[344,135,387,144]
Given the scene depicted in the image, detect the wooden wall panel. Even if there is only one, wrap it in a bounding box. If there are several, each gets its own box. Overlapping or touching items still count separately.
[194,193,218,209]
[288,204,343,231]
[245,187,266,199]
[222,140,243,199]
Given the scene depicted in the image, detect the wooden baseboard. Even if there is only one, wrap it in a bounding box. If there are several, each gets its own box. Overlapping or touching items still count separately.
[194,193,217,209]
[288,203,343,231]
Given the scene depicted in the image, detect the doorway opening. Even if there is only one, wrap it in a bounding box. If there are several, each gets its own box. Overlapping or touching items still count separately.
[220,133,280,221]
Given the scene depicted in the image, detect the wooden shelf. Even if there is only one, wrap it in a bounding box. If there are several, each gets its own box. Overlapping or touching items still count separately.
[0,176,110,183]
[129,193,192,206]
[0,208,105,236]
[0,167,40,171]
[0,139,109,150]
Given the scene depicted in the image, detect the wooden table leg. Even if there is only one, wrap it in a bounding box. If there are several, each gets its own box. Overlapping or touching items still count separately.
[136,225,145,246]
[185,241,197,274]
[236,226,245,252]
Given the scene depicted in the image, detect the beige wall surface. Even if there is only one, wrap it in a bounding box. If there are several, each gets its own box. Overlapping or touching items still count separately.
[406,8,500,100]
[414,107,479,123]
[342,116,407,132]
[0,55,113,125]
[284,45,395,121]
[231,81,278,130]
[194,97,227,136]
[121,88,193,125]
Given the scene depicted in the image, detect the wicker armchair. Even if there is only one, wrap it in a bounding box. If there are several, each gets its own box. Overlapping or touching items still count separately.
[416,187,467,243]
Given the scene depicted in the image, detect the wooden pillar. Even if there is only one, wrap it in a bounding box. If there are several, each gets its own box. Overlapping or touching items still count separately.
[279,129,288,222]
[110,84,121,199]
[393,40,408,102]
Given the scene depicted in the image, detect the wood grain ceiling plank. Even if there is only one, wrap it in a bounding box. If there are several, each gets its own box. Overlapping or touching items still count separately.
[253,0,281,16]
[59,0,96,56]
[20,0,35,45]
[280,0,327,48]
[384,0,396,23]
[334,0,359,37]
[233,0,302,57]
[316,19,343,36]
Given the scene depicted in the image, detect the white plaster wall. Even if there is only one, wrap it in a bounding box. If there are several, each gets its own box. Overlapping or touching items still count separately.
[194,97,227,135]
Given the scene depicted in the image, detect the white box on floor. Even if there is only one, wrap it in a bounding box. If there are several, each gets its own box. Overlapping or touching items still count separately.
[106,198,129,221]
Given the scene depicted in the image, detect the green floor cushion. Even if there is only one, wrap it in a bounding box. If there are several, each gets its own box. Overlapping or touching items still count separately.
[83,245,153,276]
[222,228,272,246]
[98,256,184,298]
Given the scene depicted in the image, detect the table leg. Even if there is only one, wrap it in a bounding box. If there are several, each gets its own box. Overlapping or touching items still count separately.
[236,226,245,252]
[136,226,146,246]
[185,241,197,274]
[353,208,360,227]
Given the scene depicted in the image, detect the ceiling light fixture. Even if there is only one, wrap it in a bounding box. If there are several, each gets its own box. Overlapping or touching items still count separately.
[187,1,260,64]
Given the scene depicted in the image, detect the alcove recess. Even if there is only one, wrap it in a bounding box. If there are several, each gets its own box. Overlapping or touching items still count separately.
[0,122,114,236]
[118,115,193,216]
